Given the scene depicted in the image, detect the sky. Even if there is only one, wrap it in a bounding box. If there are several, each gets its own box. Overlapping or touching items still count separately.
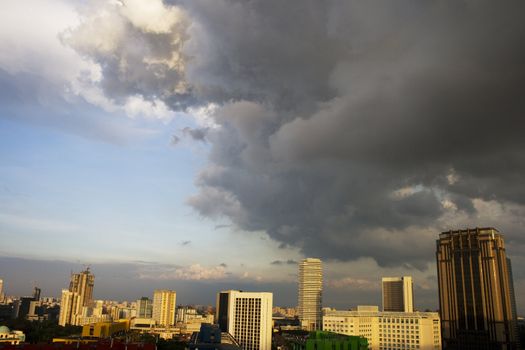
[0,0,524,313]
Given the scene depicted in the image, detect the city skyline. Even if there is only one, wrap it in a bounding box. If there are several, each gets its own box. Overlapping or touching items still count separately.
[1,0,525,317]
[0,254,451,311]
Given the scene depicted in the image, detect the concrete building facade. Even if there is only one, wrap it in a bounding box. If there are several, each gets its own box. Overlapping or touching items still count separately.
[137,297,153,319]
[382,277,414,313]
[298,258,323,331]
[323,306,441,350]
[58,290,80,326]
[0,279,4,302]
[58,268,95,326]
[216,290,272,350]
[152,290,177,327]
[436,228,518,349]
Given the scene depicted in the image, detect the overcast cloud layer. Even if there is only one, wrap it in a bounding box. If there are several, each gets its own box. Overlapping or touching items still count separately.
[0,0,512,274]
[56,0,525,270]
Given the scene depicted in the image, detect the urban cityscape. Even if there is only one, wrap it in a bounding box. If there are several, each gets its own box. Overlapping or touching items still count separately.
[0,228,523,349]
[1,1,525,350]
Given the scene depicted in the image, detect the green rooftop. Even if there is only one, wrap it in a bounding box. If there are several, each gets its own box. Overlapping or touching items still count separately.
[289,331,368,350]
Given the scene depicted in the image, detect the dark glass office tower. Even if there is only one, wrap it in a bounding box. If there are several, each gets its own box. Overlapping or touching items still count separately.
[436,228,518,349]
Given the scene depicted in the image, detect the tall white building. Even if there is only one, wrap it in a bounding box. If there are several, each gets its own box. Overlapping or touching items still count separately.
[0,279,4,302]
[58,290,80,326]
[152,290,177,326]
[59,268,95,326]
[382,276,413,313]
[216,290,272,350]
[298,258,323,330]
[323,306,441,350]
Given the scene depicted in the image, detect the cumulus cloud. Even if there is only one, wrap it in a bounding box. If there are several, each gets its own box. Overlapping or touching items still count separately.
[183,0,525,268]
[327,277,378,291]
[60,0,525,269]
[61,0,192,114]
[138,263,227,281]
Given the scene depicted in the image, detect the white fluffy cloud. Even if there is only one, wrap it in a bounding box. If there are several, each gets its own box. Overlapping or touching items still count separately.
[0,0,188,122]
[137,263,227,281]
[120,0,185,34]
[327,277,377,290]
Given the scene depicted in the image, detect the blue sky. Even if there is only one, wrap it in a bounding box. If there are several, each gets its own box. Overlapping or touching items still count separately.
[0,111,296,268]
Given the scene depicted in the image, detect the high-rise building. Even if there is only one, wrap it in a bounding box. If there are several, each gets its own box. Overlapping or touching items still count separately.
[323,306,441,350]
[436,228,518,349]
[137,297,153,319]
[0,279,4,302]
[152,290,176,326]
[69,268,94,312]
[58,268,95,326]
[32,287,41,301]
[58,290,80,326]
[298,258,323,331]
[216,290,272,350]
[382,276,413,312]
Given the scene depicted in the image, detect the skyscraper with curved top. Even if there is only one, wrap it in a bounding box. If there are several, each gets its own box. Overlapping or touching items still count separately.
[298,258,323,331]
[436,227,518,349]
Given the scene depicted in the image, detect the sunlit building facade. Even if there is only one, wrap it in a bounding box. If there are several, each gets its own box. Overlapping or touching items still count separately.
[137,297,153,319]
[59,268,95,326]
[216,290,272,350]
[382,276,413,313]
[436,228,518,349]
[323,306,441,350]
[298,258,323,331]
[152,290,176,326]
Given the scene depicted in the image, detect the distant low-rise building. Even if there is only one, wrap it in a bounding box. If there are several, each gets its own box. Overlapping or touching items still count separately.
[323,306,441,350]
[187,323,242,350]
[81,320,130,338]
[0,326,25,345]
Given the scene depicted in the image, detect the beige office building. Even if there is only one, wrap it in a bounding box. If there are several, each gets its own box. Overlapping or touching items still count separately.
[436,228,518,349]
[323,306,441,350]
[152,290,177,326]
[216,290,273,350]
[382,276,414,313]
[59,268,95,326]
[69,268,94,311]
[58,290,80,326]
[298,258,323,330]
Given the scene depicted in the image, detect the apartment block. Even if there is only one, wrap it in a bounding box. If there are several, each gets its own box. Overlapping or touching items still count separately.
[216,290,272,350]
[323,306,441,350]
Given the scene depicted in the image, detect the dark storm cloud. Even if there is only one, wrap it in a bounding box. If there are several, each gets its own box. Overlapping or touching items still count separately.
[184,0,525,268]
[67,1,525,268]
[270,260,297,266]
[182,127,208,142]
